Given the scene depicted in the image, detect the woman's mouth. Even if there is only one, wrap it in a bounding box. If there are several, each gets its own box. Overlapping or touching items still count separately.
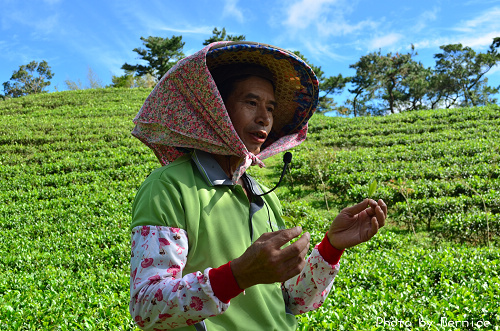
[250,130,268,142]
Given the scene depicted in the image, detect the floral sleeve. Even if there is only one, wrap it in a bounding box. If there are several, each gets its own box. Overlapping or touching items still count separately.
[282,235,342,315]
[130,225,230,330]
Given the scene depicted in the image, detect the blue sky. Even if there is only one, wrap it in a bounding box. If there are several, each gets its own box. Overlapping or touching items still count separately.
[2,0,500,102]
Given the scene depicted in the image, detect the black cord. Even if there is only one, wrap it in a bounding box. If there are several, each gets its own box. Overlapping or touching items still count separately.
[243,152,292,233]
[254,152,292,197]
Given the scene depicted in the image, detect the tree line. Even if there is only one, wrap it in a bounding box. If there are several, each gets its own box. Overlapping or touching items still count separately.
[2,27,499,116]
[338,40,500,115]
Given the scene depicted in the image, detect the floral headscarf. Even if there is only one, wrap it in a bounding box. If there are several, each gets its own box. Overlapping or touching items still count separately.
[132,41,318,182]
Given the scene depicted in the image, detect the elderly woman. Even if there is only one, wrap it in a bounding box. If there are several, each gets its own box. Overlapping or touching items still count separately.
[130,41,387,331]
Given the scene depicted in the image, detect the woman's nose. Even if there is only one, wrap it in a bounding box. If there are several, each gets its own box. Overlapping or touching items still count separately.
[256,105,271,126]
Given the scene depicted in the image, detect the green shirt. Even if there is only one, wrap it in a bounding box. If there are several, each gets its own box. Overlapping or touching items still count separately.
[131,150,298,330]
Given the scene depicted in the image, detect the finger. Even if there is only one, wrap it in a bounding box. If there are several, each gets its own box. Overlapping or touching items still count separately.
[366,206,376,217]
[254,230,289,245]
[375,205,386,228]
[378,199,388,218]
[281,232,310,259]
[299,240,309,259]
[286,255,307,280]
[284,238,309,268]
[369,216,379,238]
[367,198,378,209]
[342,198,374,216]
[283,244,309,280]
[366,198,383,217]
[254,228,294,246]
[269,226,303,248]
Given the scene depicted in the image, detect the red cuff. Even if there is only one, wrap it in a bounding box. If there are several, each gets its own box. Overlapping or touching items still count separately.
[317,233,344,265]
[208,261,244,304]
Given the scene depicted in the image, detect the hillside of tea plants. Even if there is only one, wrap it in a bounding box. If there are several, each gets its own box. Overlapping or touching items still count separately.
[0,88,499,330]
[280,104,500,245]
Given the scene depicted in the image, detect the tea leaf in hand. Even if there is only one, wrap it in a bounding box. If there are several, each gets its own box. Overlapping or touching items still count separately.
[368,180,378,197]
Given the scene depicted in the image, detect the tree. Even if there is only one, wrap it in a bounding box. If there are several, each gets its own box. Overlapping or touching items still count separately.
[340,38,500,116]
[122,35,185,81]
[86,67,103,89]
[110,73,134,88]
[3,60,54,98]
[404,63,432,111]
[491,36,500,50]
[203,27,245,45]
[433,40,500,107]
[319,74,350,112]
[373,48,425,114]
[345,53,378,116]
[346,47,429,114]
[65,78,84,91]
[110,70,156,88]
[65,67,104,90]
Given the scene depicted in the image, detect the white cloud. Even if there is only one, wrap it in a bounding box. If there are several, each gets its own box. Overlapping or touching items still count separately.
[301,40,349,62]
[0,39,47,66]
[283,0,378,38]
[461,32,500,48]
[316,16,378,37]
[450,5,500,49]
[42,0,62,4]
[414,7,439,32]
[159,25,214,35]
[222,0,245,23]
[109,1,214,38]
[465,0,500,5]
[1,7,60,36]
[369,33,403,50]
[32,14,61,37]
[487,65,500,76]
[412,37,452,51]
[412,40,432,50]
[453,6,500,33]
[285,0,339,30]
[411,6,500,52]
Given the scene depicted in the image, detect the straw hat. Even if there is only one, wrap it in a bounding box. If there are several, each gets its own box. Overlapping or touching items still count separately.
[206,42,319,148]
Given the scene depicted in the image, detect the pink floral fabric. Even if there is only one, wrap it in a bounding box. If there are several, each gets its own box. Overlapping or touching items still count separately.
[130,226,229,330]
[132,42,312,182]
[283,244,340,314]
[130,225,339,330]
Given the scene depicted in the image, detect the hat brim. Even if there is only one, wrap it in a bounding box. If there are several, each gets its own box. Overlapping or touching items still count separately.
[206,42,319,147]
